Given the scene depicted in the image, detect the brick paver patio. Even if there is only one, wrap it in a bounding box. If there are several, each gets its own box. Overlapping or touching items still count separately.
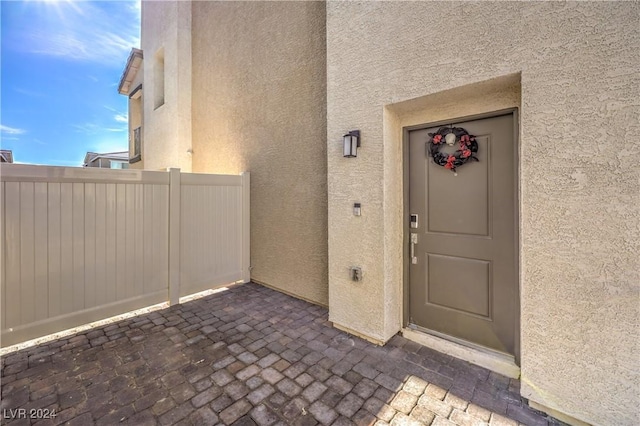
[1,283,564,425]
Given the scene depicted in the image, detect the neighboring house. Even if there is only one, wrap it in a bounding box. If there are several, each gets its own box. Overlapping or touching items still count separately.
[0,150,13,163]
[118,2,638,425]
[83,151,130,169]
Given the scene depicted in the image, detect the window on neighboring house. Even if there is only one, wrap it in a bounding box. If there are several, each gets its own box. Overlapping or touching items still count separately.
[133,127,141,158]
[154,48,165,109]
[129,84,143,163]
[110,161,129,170]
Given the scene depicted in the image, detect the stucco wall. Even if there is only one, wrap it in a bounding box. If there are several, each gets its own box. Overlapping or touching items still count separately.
[191,2,328,305]
[140,0,192,172]
[327,2,639,425]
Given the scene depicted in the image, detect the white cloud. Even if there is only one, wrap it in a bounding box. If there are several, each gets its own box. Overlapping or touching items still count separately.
[130,0,141,13]
[15,1,140,67]
[73,123,100,134]
[74,122,126,134]
[103,106,128,125]
[1,125,26,135]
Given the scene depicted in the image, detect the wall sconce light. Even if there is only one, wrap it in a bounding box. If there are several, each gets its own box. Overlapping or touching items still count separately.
[343,130,360,158]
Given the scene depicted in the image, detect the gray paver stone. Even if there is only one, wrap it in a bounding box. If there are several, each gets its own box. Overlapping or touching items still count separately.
[307,365,331,382]
[348,382,375,403]
[226,380,250,401]
[189,406,219,424]
[220,399,252,424]
[276,378,302,398]
[353,408,377,426]
[212,356,235,369]
[268,392,288,411]
[326,375,353,395]
[237,365,261,381]
[284,362,308,379]
[251,404,279,426]
[320,389,343,407]
[211,369,235,387]
[472,390,508,415]
[506,404,548,426]
[261,368,285,385]
[301,381,327,404]
[364,397,396,422]
[159,402,194,426]
[247,376,265,390]
[238,352,260,364]
[375,374,403,392]
[211,394,234,413]
[295,373,314,388]
[192,386,223,408]
[331,360,353,376]
[333,416,356,426]
[258,354,281,369]
[309,400,338,425]
[152,397,176,416]
[171,382,196,404]
[336,393,365,418]
[194,377,213,392]
[247,384,276,405]
[281,397,307,420]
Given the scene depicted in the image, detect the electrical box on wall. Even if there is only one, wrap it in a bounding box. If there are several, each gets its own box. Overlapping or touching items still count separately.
[353,203,361,216]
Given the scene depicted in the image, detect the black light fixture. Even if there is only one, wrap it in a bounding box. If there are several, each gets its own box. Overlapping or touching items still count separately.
[343,130,360,158]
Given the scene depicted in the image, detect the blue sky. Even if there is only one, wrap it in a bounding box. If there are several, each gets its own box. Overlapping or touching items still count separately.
[1,0,140,166]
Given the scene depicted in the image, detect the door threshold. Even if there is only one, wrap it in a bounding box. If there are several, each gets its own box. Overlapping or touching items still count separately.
[402,326,520,379]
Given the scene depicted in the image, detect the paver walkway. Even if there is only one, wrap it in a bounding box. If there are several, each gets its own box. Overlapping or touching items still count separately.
[1,283,564,426]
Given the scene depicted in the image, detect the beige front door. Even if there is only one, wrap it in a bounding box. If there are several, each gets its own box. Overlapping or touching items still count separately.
[408,112,518,355]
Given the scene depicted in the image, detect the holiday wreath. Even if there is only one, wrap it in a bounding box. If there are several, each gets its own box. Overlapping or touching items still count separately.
[427,127,479,173]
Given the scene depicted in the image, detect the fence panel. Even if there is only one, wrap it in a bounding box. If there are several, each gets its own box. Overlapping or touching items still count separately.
[1,165,249,347]
[180,174,244,296]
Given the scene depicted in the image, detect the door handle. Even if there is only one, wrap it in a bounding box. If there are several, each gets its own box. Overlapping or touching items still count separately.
[410,233,418,264]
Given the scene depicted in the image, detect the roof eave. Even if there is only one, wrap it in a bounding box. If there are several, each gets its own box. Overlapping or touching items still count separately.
[118,48,144,95]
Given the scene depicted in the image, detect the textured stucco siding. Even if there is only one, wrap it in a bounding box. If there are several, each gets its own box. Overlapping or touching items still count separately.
[140,0,192,172]
[191,2,328,305]
[327,2,639,425]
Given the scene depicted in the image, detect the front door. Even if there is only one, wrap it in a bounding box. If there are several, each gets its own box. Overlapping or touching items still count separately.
[408,112,517,355]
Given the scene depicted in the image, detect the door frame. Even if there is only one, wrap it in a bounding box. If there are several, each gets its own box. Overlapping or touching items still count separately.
[402,108,521,364]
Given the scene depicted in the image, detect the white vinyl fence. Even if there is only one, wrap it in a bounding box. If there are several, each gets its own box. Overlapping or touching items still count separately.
[0,165,249,347]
